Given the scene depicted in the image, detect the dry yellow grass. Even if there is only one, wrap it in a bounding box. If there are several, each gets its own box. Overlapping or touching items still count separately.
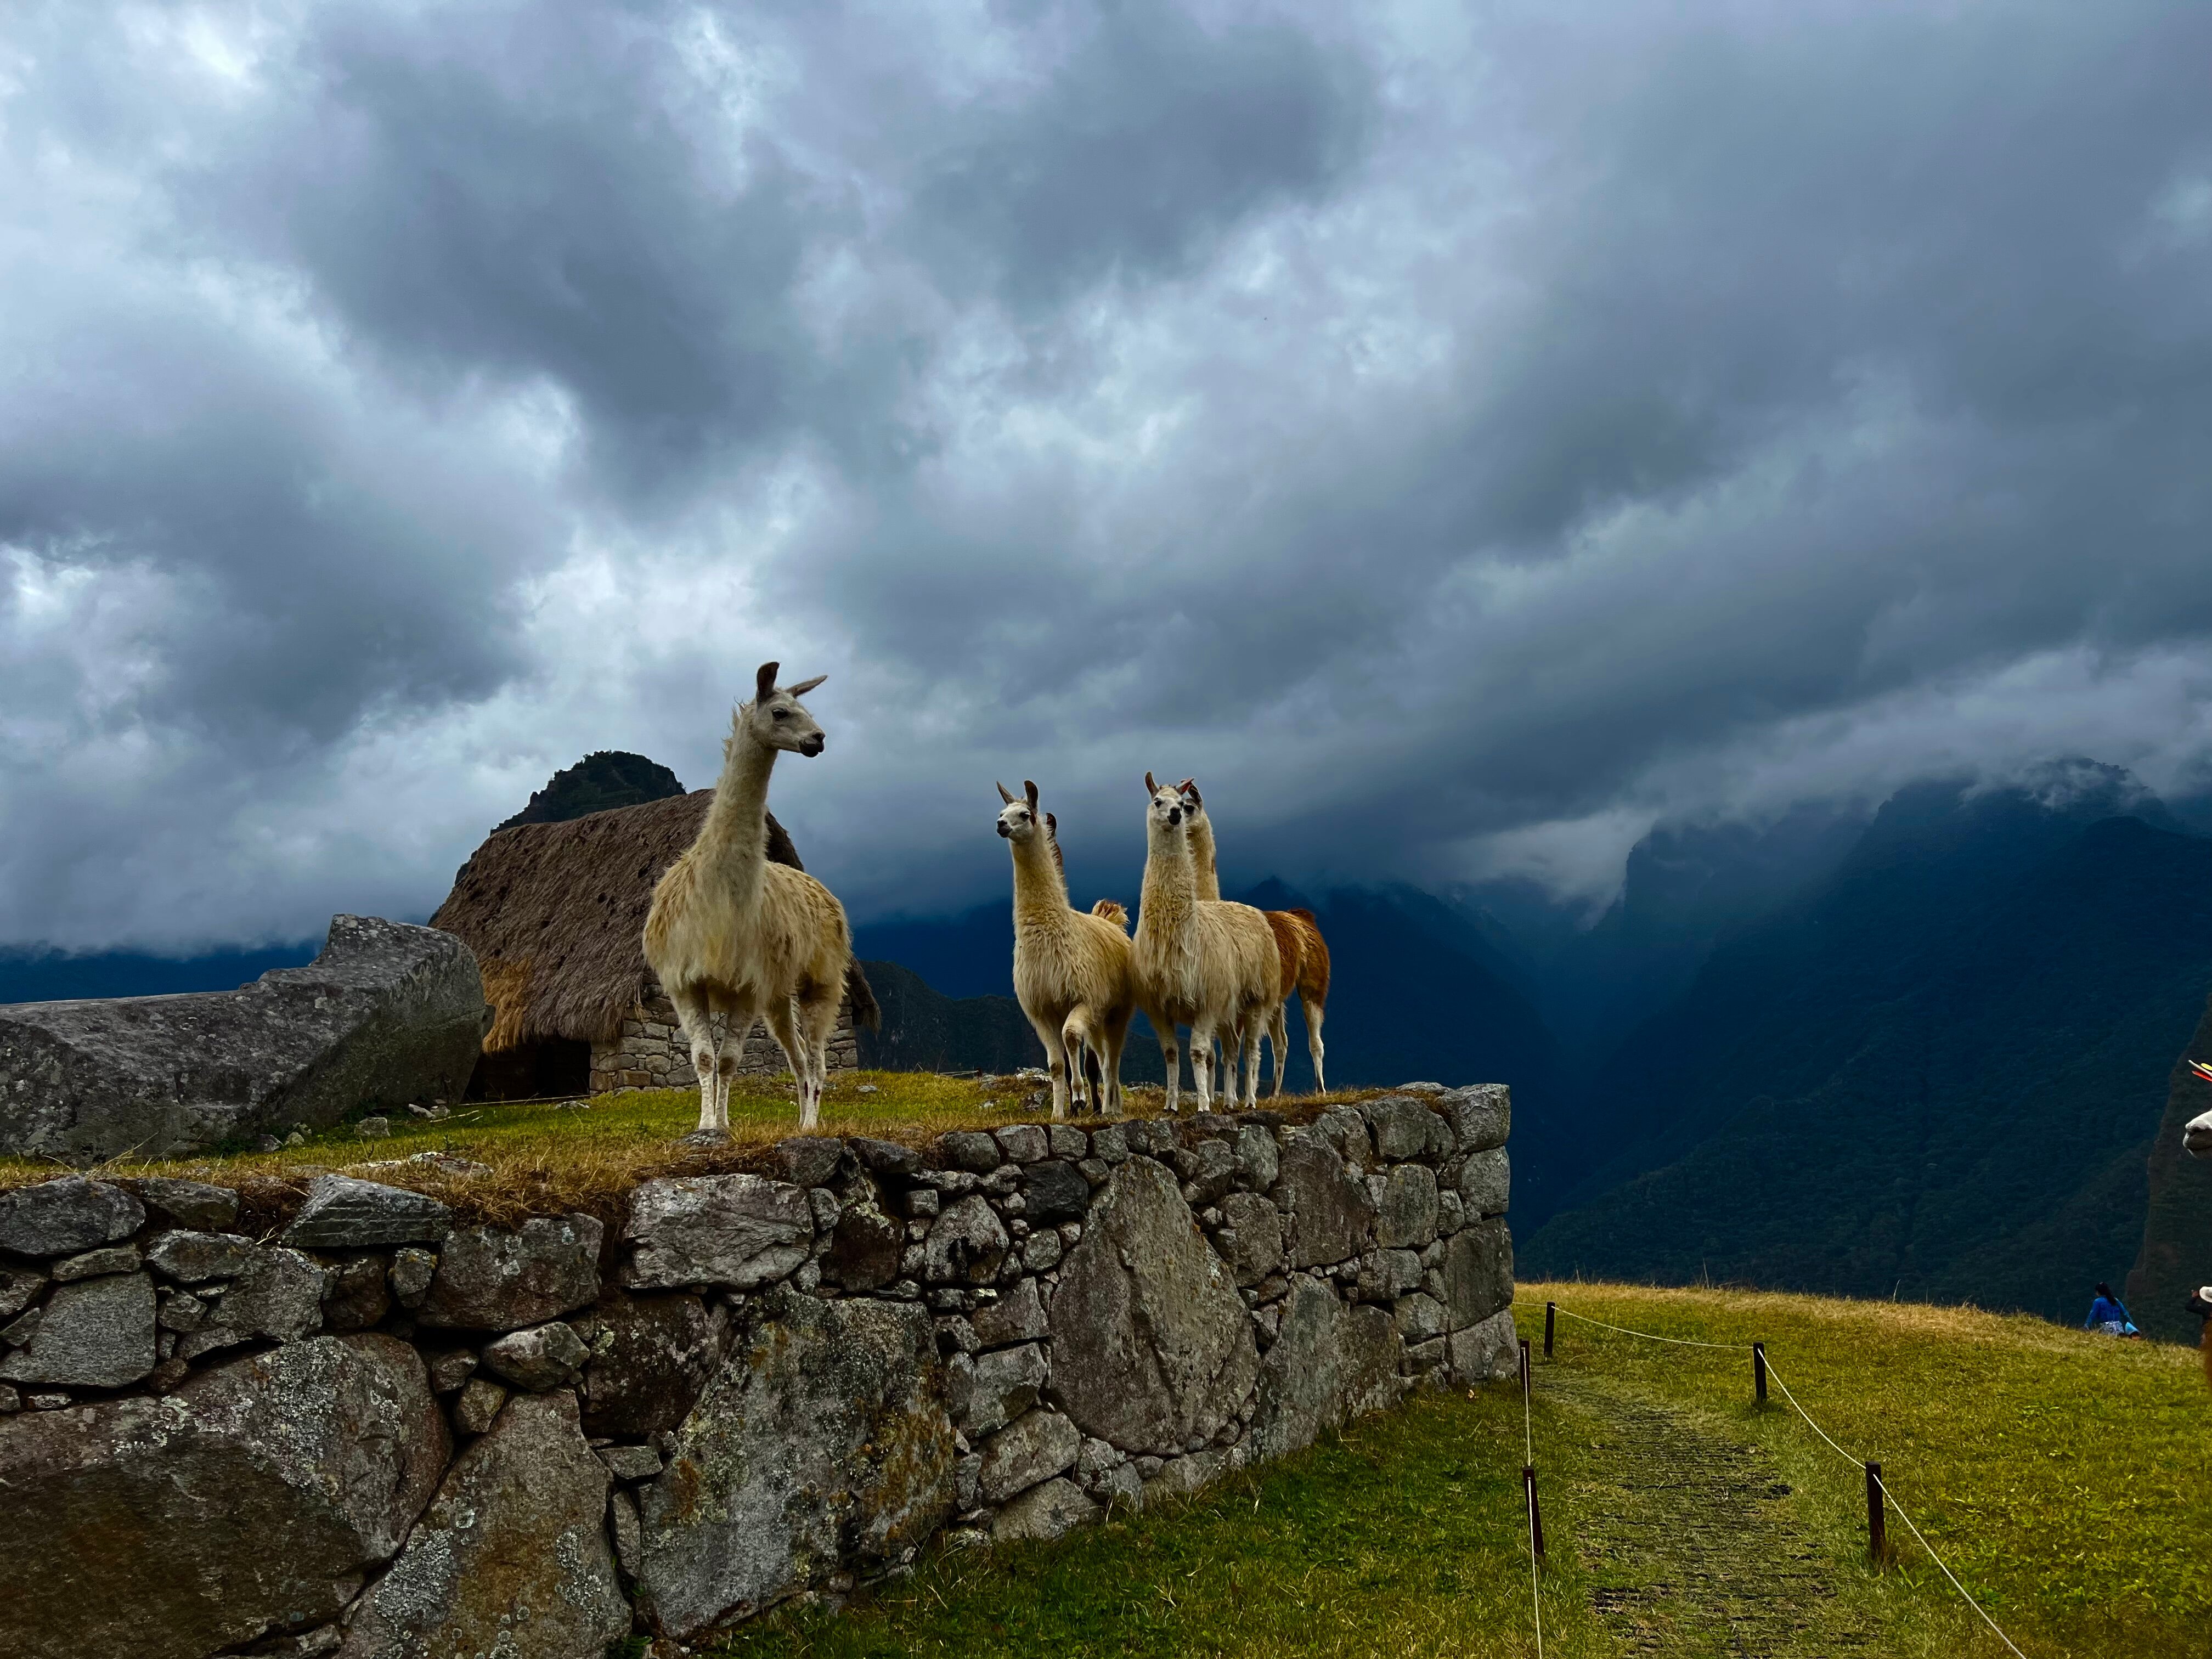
[0,1070,1395,1229]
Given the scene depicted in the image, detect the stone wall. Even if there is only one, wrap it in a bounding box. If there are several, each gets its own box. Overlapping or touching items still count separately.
[590,991,860,1094]
[0,1085,1514,1659]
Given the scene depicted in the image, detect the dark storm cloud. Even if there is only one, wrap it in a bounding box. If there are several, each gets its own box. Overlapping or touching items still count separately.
[3,0,2211,947]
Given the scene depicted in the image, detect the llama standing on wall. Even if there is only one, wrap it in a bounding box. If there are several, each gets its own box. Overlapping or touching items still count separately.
[1131,774,1280,1113]
[999,781,1135,1118]
[1178,780,1331,1095]
[644,663,859,1133]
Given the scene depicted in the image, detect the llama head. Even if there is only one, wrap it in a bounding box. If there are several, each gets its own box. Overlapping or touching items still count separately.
[1176,777,1207,825]
[996,779,1043,845]
[736,661,828,758]
[1144,771,1186,838]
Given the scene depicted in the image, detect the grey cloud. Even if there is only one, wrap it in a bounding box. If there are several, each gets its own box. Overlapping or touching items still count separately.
[4,0,2212,953]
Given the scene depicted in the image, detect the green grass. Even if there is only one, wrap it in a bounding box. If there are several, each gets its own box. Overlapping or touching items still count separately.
[0,1071,1392,1223]
[718,1283,2208,1658]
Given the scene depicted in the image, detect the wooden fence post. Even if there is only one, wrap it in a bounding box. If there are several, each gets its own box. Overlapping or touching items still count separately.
[1753,1341,1767,1406]
[1544,1301,1556,1358]
[1519,1338,1531,1407]
[1523,1463,1545,1561]
[1865,1462,1888,1566]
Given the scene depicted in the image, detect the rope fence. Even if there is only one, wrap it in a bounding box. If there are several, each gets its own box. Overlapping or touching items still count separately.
[1528,1298,2032,1658]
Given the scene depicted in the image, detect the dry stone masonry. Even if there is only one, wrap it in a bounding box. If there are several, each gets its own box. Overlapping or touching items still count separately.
[0,1084,1515,1659]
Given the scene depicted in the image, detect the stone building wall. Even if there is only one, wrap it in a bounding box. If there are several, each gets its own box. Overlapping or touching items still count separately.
[589,991,860,1095]
[0,1085,1515,1659]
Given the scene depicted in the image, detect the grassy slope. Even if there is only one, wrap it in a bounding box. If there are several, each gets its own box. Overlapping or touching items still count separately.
[722,1284,2209,1659]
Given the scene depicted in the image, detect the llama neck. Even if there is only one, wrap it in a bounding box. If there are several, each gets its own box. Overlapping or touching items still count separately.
[1188,812,1220,903]
[1138,822,1198,943]
[1011,837,1068,926]
[701,733,777,902]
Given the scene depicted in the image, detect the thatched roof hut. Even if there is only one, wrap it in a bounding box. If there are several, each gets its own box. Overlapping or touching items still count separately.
[430,794,856,1095]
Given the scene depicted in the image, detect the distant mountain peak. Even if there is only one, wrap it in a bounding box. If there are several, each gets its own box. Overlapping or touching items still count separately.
[495,751,686,832]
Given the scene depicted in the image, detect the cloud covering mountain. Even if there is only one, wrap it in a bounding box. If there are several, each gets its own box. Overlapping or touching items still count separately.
[6,0,2212,952]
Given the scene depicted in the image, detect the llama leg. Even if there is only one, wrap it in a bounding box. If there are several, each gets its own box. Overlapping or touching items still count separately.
[764,1000,811,1126]
[706,1008,733,1132]
[1268,1005,1290,1097]
[1103,1011,1131,1116]
[797,988,842,1129]
[670,988,715,1132]
[1036,1019,1071,1121]
[1240,1010,1263,1108]
[1189,1019,1216,1114]
[1156,1019,1181,1115]
[1305,1001,1326,1094]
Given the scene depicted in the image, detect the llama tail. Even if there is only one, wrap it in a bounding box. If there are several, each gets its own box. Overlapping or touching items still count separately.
[1091,898,1131,933]
[843,958,882,1032]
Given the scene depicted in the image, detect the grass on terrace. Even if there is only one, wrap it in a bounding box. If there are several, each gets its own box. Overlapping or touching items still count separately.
[717,1283,2210,1659]
[0,1071,1392,1222]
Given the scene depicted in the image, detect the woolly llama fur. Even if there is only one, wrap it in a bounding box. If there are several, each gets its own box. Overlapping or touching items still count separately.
[1178,780,1330,1094]
[1132,774,1280,1113]
[999,781,1135,1118]
[643,662,866,1133]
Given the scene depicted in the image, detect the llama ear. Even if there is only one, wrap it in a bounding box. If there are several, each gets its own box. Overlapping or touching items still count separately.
[754,662,780,702]
[996,782,1017,804]
[1024,780,1040,813]
[787,673,827,696]
[1144,771,1159,795]
[1177,778,1202,808]
[1045,811,1056,836]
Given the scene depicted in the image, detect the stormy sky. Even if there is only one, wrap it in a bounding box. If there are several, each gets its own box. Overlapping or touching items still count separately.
[5,0,2211,952]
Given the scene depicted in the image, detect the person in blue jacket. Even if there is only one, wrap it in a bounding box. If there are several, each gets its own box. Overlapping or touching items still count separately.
[2085,1282,2139,1337]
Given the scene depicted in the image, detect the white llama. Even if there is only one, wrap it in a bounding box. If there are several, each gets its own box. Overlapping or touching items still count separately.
[1000,781,1135,1118]
[1131,774,1281,1113]
[643,663,858,1133]
[1178,779,1330,1095]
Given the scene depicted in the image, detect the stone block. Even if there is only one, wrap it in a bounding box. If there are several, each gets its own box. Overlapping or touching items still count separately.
[0,1271,156,1388]
[923,1195,1009,1284]
[0,1178,144,1257]
[1376,1164,1440,1250]
[581,1291,726,1440]
[970,1277,1048,1348]
[635,1289,956,1639]
[1275,1135,1376,1268]
[1458,1147,1510,1217]
[0,1334,445,1659]
[939,1131,1001,1172]
[1361,1095,1437,1161]
[131,1177,240,1232]
[285,1176,453,1249]
[52,1244,140,1282]
[978,1407,1081,1503]
[622,1175,814,1290]
[145,1229,258,1283]
[480,1321,590,1391]
[337,1389,628,1659]
[1248,1278,1403,1462]
[1442,1084,1510,1153]
[1022,1158,1090,1225]
[1448,1308,1518,1383]
[995,1125,1049,1164]
[415,1214,604,1330]
[1217,1190,1285,1287]
[964,1341,1047,1436]
[1048,1158,1259,1457]
[993,1475,1099,1543]
[1440,1219,1513,1331]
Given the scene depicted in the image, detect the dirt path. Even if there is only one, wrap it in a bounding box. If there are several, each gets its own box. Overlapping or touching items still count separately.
[1543,1369,1874,1657]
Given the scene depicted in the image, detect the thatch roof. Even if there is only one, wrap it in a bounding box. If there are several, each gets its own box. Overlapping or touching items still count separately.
[431,792,803,1051]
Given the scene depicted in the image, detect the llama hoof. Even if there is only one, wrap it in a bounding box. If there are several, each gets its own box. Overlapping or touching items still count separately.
[679,1128,732,1149]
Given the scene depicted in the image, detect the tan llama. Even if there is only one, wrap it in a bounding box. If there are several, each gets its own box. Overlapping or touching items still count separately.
[1131,774,1280,1113]
[643,663,860,1133]
[999,781,1136,1118]
[1177,779,1331,1095]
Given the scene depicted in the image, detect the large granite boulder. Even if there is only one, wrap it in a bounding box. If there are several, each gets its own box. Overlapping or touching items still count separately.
[0,1334,445,1659]
[337,1389,629,1659]
[1248,1276,1404,1461]
[0,915,490,1161]
[635,1288,957,1638]
[1048,1157,1260,1455]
